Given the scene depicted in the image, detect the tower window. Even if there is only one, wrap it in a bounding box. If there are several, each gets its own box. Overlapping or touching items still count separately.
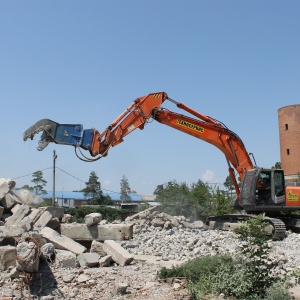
[285,124,289,130]
[287,149,290,155]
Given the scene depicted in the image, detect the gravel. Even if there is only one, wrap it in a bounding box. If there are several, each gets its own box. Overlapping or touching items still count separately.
[1,211,300,299]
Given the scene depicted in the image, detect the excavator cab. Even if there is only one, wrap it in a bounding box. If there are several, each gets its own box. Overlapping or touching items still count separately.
[240,168,286,213]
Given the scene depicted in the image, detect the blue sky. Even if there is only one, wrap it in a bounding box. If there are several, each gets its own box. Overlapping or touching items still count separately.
[1,1,299,195]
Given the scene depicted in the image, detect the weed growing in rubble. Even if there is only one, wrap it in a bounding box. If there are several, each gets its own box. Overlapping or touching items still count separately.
[159,214,292,300]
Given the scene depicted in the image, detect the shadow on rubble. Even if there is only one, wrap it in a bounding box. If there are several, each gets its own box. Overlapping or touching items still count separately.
[19,260,64,299]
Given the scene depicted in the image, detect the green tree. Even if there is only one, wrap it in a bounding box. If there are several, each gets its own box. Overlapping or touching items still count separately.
[31,171,47,195]
[223,175,234,191]
[156,180,192,217]
[190,180,213,220]
[16,184,34,191]
[83,171,103,204]
[120,175,131,202]
[272,161,282,169]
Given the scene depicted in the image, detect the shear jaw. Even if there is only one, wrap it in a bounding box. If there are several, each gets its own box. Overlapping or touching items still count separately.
[23,119,58,151]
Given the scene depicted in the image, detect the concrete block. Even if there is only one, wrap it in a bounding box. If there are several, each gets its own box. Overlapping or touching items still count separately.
[34,211,52,229]
[103,240,134,266]
[0,246,16,271]
[60,223,133,241]
[16,241,39,272]
[55,249,77,268]
[77,253,100,267]
[27,208,43,223]
[44,206,64,219]
[84,213,102,226]
[5,204,30,226]
[40,227,87,255]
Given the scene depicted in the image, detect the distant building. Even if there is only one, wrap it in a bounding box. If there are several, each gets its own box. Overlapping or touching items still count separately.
[278,104,300,181]
[43,191,154,208]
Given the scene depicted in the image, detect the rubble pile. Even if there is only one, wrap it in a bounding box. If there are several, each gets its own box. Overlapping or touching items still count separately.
[2,178,300,299]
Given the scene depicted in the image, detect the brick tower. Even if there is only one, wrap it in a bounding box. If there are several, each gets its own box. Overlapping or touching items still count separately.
[278,104,300,180]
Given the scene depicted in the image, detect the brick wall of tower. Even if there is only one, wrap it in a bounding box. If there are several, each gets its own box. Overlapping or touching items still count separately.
[278,105,300,176]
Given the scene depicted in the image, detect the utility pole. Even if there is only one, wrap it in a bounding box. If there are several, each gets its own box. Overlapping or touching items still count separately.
[52,150,57,206]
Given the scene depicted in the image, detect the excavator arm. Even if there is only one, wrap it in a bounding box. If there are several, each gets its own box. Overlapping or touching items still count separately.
[23,92,254,203]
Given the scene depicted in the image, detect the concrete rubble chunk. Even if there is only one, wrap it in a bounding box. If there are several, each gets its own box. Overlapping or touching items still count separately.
[40,226,87,255]
[0,179,10,199]
[27,208,43,223]
[0,224,31,238]
[99,255,112,267]
[5,204,30,226]
[1,193,18,210]
[77,253,100,267]
[84,212,102,226]
[116,282,128,294]
[60,223,133,241]
[0,246,16,271]
[34,211,52,229]
[10,203,21,215]
[125,206,159,222]
[44,206,64,219]
[103,240,134,266]
[61,214,73,223]
[90,240,107,256]
[40,243,55,261]
[55,249,77,268]
[47,217,60,229]
[16,241,39,272]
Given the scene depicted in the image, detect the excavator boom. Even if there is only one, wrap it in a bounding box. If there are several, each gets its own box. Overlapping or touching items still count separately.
[23,92,254,203]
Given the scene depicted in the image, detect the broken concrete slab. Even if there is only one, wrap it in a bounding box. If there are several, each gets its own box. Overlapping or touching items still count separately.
[0,246,16,271]
[40,226,87,255]
[34,211,52,229]
[59,223,133,241]
[103,240,134,266]
[0,224,31,239]
[5,204,30,226]
[77,253,100,268]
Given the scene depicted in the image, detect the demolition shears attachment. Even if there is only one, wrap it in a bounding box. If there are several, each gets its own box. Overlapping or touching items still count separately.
[23,119,98,161]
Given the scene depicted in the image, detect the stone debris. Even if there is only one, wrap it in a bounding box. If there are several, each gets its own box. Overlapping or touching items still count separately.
[2,180,300,299]
[84,212,102,226]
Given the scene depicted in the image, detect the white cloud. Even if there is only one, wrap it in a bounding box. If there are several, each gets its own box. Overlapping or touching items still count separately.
[201,170,215,182]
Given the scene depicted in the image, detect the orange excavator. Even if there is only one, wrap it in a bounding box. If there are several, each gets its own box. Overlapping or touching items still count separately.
[23,92,300,239]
